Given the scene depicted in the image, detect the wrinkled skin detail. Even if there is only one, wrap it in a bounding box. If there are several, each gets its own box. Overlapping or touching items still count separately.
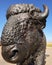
[1,4,49,65]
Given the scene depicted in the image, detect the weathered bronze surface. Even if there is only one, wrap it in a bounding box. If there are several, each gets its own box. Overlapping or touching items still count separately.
[1,4,49,65]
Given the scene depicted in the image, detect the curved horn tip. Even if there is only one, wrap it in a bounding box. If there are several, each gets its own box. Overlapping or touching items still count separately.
[43,4,49,17]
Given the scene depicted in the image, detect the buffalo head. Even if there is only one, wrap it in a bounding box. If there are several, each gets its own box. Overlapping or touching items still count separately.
[1,4,49,64]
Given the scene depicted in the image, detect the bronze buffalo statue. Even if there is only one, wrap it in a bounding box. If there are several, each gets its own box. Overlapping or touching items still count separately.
[1,4,49,65]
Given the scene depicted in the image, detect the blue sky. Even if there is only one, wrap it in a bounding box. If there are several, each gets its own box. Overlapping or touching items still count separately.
[0,0,52,42]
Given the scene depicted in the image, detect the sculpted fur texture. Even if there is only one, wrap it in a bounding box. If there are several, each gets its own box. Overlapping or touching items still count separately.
[1,4,49,65]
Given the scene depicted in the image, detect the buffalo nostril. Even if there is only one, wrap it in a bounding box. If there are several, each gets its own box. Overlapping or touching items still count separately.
[10,50,18,58]
[12,50,18,53]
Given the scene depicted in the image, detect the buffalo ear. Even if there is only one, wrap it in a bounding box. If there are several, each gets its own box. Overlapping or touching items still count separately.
[35,19,46,29]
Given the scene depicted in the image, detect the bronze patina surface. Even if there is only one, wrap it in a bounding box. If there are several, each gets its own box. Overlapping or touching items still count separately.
[1,4,49,65]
